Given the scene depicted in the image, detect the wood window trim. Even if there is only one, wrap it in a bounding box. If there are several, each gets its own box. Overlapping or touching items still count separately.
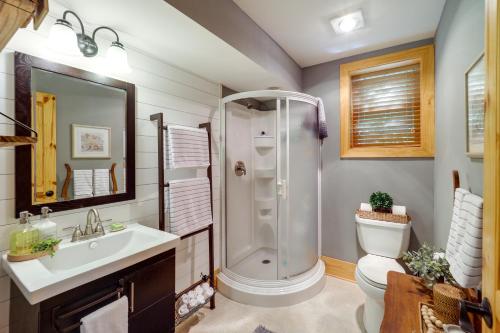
[340,44,435,158]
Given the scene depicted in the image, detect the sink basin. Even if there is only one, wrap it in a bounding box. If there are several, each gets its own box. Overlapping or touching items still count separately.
[2,224,179,304]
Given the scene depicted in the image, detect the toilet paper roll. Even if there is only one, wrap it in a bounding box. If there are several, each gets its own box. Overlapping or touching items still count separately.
[392,205,407,216]
[360,203,373,212]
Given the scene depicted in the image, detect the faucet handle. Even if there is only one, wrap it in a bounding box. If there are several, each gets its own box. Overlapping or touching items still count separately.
[63,225,83,242]
[94,219,110,235]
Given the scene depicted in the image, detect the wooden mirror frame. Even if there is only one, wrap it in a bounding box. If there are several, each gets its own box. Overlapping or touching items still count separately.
[14,52,136,216]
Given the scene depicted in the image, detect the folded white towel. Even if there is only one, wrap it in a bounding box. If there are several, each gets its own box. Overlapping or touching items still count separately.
[74,169,93,198]
[178,304,189,317]
[446,188,470,261]
[80,296,128,333]
[93,169,110,196]
[188,298,198,309]
[167,177,213,236]
[392,205,406,216]
[360,203,372,212]
[165,125,210,169]
[204,287,214,299]
[196,294,205,305]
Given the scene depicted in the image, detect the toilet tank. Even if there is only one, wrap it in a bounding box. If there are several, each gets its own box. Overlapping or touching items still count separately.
[355,215,411,258]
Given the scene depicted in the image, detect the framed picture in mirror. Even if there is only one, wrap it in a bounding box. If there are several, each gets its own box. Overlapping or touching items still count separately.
[465,53,485,158]
[14,52,135,215]
[72,124,111,159]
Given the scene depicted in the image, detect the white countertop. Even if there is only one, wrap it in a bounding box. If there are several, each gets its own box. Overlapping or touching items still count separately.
[2,224,180,304]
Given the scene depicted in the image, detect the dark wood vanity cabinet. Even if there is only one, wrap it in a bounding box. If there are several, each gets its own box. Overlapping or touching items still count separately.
[10,249,176,333]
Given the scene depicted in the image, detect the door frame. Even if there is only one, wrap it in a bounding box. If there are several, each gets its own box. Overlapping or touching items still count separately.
[483,0,500,332]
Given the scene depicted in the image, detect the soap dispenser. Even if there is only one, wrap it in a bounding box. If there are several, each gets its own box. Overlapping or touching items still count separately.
[34,207,57,240]
[9,211,40,256]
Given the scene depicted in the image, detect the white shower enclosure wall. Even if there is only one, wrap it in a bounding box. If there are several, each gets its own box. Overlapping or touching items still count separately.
[218,90,325,307]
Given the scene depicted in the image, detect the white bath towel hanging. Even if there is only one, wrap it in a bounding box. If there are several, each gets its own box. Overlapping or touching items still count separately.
[73,169,93,198]
[448,192,483,288]
[164,125,210,169]
[445,188,470,263]
[167,177,212,236]
[80,296,128,333]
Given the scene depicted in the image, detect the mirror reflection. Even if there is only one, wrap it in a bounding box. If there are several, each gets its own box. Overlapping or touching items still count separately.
[30,68,127,204]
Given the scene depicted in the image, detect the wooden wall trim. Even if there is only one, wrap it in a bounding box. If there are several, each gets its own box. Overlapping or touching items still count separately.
[321,256,357,283]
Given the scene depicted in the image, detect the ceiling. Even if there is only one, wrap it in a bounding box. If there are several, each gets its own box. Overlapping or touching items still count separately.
[233,0,446,67]
[51,0,293,91]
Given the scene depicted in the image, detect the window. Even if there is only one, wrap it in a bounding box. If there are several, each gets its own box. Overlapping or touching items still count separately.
[340,45,435,158]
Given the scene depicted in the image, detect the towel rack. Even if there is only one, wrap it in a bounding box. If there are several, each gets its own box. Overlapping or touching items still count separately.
[52,280,125,332]
[150,113,216,318]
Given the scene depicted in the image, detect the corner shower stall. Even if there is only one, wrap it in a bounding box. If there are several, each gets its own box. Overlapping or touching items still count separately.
[218,90,325,307]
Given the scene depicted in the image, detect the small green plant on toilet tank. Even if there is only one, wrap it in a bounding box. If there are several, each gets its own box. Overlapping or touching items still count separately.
[369,191,393,212]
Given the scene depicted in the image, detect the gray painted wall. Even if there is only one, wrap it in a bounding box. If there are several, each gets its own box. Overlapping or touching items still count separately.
[303,39,435,263]
[433,0,485,248]
[165,0,302,91]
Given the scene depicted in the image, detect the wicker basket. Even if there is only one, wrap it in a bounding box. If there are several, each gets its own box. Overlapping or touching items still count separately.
[355,209,411,224]
[433,284,466,325]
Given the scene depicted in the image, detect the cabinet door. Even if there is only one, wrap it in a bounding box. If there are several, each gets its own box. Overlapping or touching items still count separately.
[125,253,175,315]
[129,294,175,333]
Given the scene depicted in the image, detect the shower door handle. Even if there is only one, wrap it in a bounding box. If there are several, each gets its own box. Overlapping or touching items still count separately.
[277,179,287,200]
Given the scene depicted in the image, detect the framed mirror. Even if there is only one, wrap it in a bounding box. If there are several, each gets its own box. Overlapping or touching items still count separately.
[465,53,485,158]
[15,52,135,215]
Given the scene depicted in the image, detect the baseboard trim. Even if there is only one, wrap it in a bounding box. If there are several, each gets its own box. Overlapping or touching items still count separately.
[214,268,220,289]
[321,256,357,283]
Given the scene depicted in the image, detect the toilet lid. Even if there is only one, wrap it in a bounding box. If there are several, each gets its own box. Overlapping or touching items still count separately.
[357,254,405,286]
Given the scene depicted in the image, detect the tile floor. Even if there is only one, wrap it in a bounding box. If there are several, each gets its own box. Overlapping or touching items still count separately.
[177,276,366,333]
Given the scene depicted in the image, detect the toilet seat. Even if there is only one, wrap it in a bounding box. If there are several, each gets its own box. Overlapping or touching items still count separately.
[357,254,405,289]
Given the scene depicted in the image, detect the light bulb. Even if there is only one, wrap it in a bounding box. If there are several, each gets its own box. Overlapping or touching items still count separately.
[105,42,131,74]
[338,16,357,33]
[48,20,81,56]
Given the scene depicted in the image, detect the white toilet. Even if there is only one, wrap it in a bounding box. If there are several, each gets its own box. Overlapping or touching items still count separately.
[355,215,412,333]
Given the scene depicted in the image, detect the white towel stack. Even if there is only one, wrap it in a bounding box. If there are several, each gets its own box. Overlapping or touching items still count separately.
[167,177,212,236]
[93,169,110,196]
[81,296,128,333]
[446,189,483,288]
[73,169,93,199]
[165,125,210,169]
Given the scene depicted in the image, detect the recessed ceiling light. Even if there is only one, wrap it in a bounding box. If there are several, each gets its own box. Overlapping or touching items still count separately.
[330,10,365,34]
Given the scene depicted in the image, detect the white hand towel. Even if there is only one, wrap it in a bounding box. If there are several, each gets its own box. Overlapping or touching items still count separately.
[74,170,93,198]
[178,304,189,317]
[80,296,128,333]
[165,125,210,169]
[359,203,372,212]
[392,205,406,216]
[167,177,213,236]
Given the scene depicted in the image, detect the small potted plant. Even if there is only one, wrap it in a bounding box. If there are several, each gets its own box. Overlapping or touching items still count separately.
[402,243,455,289]
[369,191,393,213]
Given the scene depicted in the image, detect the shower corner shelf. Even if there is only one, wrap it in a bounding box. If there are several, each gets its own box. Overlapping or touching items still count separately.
[254,168,275,179]
[150,112,216,318]
[254,136,275,148]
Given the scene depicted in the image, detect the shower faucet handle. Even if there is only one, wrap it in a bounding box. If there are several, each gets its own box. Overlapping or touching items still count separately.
[235,161,247,176]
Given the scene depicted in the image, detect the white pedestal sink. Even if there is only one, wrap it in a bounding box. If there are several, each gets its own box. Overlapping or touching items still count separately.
[2,223,180,304]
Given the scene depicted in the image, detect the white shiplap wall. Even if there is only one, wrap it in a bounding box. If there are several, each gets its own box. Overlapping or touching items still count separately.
[0,15,221,333]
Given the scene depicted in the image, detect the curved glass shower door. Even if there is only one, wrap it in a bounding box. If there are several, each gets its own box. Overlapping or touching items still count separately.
[277,99,319,279]
[224,95,319,282]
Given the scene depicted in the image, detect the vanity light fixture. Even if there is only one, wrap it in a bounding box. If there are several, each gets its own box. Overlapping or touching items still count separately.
[48,10,131,73]
[330,10,365,34]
